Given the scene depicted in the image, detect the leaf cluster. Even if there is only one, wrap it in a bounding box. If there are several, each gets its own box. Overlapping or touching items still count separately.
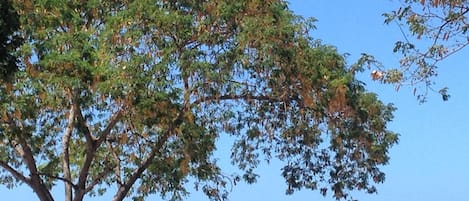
[382,0,468,102]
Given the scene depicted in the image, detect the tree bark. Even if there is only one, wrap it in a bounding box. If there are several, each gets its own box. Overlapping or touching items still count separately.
[0,161,31,185]
[62,104,76,201]
[17,137,55,201]
[3,113,55,201]
[73,109,122,201]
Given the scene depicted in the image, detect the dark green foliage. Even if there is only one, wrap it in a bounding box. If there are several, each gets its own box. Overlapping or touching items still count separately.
[0,0,22,81]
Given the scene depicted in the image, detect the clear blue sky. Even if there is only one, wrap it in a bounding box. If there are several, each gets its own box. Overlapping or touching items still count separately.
[2,1,469,201]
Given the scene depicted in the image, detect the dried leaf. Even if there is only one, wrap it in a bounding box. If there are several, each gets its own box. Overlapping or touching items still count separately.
[371,70,384,80]
[120,133,128,144]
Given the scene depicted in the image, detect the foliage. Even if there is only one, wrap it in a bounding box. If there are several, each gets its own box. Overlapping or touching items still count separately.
[0,0,23,81]
[0,1,397,201]
[381,0,468,102]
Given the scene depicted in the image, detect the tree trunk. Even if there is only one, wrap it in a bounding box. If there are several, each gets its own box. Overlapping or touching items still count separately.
[62,103,76,201]
[30,179,55,201]
[73,189,86,201]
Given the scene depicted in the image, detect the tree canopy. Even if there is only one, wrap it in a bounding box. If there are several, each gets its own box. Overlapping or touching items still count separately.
[0,1,397,201]
[380,0,468,102]
[0,0,22,81]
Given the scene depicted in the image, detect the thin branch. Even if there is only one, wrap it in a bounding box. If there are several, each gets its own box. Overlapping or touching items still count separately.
[192,93,285,105]
[106,141,123,186]
[432,7,469,45]
[37,172,77,189]
[438,40,469,60]
[395,21,412,44]
[85,166,113,193]
[96,110,123,145]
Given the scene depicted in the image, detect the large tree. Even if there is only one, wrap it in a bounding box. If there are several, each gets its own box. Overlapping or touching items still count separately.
[379,0,468,101]
[0,1,398,201]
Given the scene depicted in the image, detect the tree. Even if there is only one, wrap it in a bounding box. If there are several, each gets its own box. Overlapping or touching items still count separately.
[380,0,468,102]
[0,0,23,81]
[0,1,398,201]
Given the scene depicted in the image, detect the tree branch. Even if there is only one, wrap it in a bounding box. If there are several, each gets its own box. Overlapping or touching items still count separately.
[62,103,76,201]
[37,172,77,189]
[432,7,469,46]
[75,106,94,185]
[112,130,171,201]
[15,129,55,201]
[74,108,122,201]
[85,166,113,193]
[97,110,123,145]
[73,106,95,201]
[112,109,183,201]
[106,141,123,186]
[192,93,285,105]
[3,111,54,201]
[0,160,31,185]
[112,62,288,201]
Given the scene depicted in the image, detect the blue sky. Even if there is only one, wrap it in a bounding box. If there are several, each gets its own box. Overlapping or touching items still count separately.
[2,0,469,201]
[230,1,469,201]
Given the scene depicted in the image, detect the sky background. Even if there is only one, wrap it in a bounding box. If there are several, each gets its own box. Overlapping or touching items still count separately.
[2,0,469,201]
